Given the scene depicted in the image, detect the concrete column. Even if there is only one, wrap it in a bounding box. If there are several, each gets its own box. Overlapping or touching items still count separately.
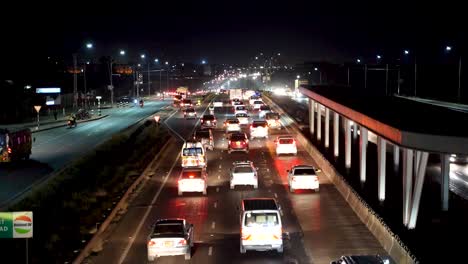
[393,145,400,169]
[377,137,386,201]
[402,148,414,227]
[441,154,450,211]
[352,122,358,139]
[414,151,421,179]
[317,103,322,141]
[333,112,339,157]
[324,107,330,148]
[359,127,368,183]
[408,151,429,229]
[309,99,315,135]
[345,119,351,169]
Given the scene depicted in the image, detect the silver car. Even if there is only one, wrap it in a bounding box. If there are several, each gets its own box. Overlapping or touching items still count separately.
[147,218,194,261]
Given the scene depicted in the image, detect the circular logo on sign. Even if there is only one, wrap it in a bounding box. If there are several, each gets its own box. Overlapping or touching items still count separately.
[14,215,32,234]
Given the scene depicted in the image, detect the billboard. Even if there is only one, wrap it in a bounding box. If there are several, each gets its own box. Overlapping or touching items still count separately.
[0,211,33,238]
[36,87,61,94]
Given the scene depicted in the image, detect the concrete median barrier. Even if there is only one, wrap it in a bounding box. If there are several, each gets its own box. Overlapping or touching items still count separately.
[263,95,417,264]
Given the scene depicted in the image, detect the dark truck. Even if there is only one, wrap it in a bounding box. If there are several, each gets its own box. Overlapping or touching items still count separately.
[0,128,32,162]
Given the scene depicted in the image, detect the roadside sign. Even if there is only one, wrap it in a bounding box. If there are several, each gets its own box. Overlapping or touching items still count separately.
[0,212,33,238]
[34,105,42,113]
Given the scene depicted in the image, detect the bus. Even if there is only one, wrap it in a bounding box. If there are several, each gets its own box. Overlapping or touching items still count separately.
[0,128,32,162]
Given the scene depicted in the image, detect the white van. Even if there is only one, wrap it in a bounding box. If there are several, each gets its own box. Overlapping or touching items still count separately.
[181,140,207,168]
[239,198,283,254]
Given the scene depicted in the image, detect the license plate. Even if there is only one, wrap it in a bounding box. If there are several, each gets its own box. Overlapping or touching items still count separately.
[236,141,241,146]
[164,241,173,247]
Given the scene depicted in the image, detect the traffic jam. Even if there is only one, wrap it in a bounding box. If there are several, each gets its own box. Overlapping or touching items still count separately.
[145,89,324,262]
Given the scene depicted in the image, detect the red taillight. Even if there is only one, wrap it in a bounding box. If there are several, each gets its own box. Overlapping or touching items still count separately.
[7,147,12,154]
[178,239,187,246]
[148,240,156,246]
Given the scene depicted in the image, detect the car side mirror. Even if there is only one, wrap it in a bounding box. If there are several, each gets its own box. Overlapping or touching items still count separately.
[330,261,340,264]
[316,169,322,173]
[286,170,290,173]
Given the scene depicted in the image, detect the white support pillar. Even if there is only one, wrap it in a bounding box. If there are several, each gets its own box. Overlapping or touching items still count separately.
[317,103,322,141]
[352,123,358,139]
[377,137,386,201]
[309,99,315,135]
[345,119,352,169]
[333,112,339,157]
[393,145,400,168]
[414,151,421,179]
[325,107,330,148]
[359,127,368,183]
[408,151,429,229]
[441,154,450,211]
[402,148,413,227]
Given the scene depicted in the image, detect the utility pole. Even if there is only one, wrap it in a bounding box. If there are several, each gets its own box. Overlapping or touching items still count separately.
[385,64,389,96]
[147,62,151,96]
[108,57,114,107]
[73,53,78,109]
[83,62,87,108]
[458,56,462,102]
[397,67,401,95]
[414,57,417,97]
[347,67,350,85]
[364,64,367,89]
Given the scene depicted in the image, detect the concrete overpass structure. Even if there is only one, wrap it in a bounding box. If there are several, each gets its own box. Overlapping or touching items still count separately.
[300,85,468,229]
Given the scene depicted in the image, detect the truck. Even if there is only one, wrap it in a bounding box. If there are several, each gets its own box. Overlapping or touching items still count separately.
[229,88,243,101]
[0,128,32,162]
[176,86,189,99]
[242,90,256,100]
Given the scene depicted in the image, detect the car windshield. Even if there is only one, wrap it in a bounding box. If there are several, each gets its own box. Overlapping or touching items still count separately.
[260,106,270,111]
[182,99,191,103]
[181,170,202,179]
[252,122,267,128]
[279,138,294,144]
[152,223,184,237]
[293,168,316,175]
[254,101,263,104]
[244,212,279,227]
[183,147,203,156]
[266,113,279,119]
[203,115,215,120]
[234,166,253,173]
[230,134,246,140]
[185,108,195,112]
[236,113,248,118]
[227,120,239,124]
[236,106,246,110]
[195,131,210,138]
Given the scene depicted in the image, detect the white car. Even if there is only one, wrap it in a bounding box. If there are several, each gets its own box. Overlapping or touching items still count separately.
[147,219,193,261]
[258,105,272,119]
[287,165,320,192]
[249,96,261,106]
[265,112,281,130]
[252,100,264,110]
[213,100,223,107]
[234,105,248,115]
[250,120,268,139]
[235,113,250,125]
[230,161,258,189]
[224,118,241,133]
[275,136,297,155]
[178,167,208,195]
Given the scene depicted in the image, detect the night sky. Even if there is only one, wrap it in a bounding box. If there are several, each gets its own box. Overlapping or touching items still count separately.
[1,0,465,68]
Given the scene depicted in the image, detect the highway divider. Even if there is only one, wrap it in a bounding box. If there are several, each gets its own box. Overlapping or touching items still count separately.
[263,95,418,264]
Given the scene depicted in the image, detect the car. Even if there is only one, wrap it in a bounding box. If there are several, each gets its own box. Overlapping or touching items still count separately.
[265,112,281,130]
[178,167,208,195]
[193,128,214,151]
[183,107,197,119]
[274,136,297,155]
[250,120,268,139]
[224,118,241,133]
[231,98,242,106]
[449,154,468,164]
[235,113,250,125]
[234,105,248,115]
[147,218,194,261]
[213,100,223,107]
[330,255,396,264]
[230,161,258,189]
[227,132,249,153]
[180,99,193,108]
[252,100,264,110]
[181,140,207,167]
[200,114,217,128]
[258,105,272,118]
[117,96,132,105]
[249,96,261,106]
[287,165,320,193]
[233,100,244,106]
[239,198,283,254]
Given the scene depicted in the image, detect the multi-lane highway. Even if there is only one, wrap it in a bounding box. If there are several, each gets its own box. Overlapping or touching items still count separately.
[0,100,171,208]
[87,95,385,264]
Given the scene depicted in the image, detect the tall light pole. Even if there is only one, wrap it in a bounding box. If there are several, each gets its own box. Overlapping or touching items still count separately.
[141,54,151,97]
[314,67,322,84]
[165,61,169,93]
[73,53,78,109]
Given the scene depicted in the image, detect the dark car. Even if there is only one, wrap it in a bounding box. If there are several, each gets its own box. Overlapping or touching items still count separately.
[200,114,217,128]
[227,132,249,153]
[183,107,197,119]
[330,255,396,264]
[193,128,214,150]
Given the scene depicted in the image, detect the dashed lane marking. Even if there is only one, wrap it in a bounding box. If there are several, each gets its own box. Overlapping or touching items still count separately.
[211,221,216,229]
[208,246,213,256]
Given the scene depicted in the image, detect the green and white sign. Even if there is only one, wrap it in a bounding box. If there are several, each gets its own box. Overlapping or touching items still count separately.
[0,211,33,238]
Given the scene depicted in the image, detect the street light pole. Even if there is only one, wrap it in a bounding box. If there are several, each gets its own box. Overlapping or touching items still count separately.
[147,62,151,96]
[364,64,368,89]
[385,64,389,96]
[109,57,114,107]
[458,56,462,102]
[73,53,78,109]
[83,63,87,108]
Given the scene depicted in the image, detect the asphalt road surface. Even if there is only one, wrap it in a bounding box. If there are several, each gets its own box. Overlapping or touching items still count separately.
[0,100,171,208]
[86,95,385,264]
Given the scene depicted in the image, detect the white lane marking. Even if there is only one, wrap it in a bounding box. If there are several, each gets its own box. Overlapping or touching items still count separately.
[274,193,278,198]
[267,168,270,172]
[268,189,272,193]
[118,151,179,264]
[217,175,221,179]
[211,221,216,229]
[163,110,185,141]
[208,246,213,256]
[214,202,217,208]
[216,187,219,192]
[219,164,222,169]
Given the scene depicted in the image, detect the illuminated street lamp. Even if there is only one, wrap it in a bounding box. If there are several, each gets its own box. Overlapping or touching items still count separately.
[86,43,93,49]
[120,50,126,55]
[202,60,207,64]
[446,46,452,51]
[140,54,146,59]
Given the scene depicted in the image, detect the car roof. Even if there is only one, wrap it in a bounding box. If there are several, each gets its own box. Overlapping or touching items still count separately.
[338,255,395,264]
[277,135,294,139]
[181,167,205,172]
[226,118,239,122]
[242,198,278,211]
[292,165,315,169]
[252,120,267,124]
[202,114,215,118]
[233,160,252,166]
